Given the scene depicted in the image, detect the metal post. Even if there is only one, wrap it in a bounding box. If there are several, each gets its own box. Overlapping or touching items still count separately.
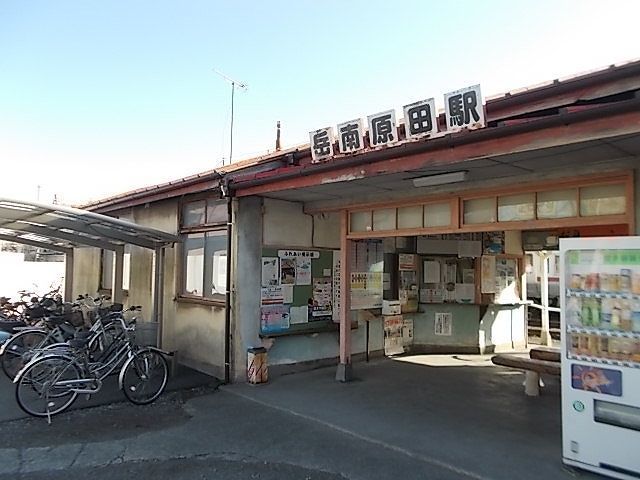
[153,247,165,349]
[521,259,528,348]
[540,253,551,346]
[64,250,74,302]
[336,210,352,382]
[113,249,124,304]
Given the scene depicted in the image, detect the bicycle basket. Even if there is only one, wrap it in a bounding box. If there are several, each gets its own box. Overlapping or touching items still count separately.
[134,321,158,347]
[63,310,85,328]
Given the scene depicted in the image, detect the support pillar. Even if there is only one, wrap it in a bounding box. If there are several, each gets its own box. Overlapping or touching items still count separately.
[540,253,552,346]
[64,251,74,302]
[152,247,165,349]
[336,210,353,382]
[112,248,124,304]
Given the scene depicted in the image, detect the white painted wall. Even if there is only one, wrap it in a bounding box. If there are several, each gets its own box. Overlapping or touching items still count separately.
[263,198,313,247]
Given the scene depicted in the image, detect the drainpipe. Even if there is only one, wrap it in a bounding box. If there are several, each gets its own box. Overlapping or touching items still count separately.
[223,181,233,384]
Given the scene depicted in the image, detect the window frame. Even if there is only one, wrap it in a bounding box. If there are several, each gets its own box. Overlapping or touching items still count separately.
[99,246,131,295]
[178,197,228,306]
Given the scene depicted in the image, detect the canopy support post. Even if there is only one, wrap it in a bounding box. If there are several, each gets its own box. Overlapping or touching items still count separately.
[113,248,124,304]
[64,250,74,302]
[152,246,165,349]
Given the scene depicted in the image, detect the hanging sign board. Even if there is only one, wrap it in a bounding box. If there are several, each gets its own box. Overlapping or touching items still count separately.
[278,250,320,259]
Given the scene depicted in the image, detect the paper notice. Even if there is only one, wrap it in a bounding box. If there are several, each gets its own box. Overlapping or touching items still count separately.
[295,257,312,285]
[261,257,279,287]
[290,305,309,324]
[282,284,294,304]
[455,283,475,303]
[423,260,441,284]
[481,255,496,293]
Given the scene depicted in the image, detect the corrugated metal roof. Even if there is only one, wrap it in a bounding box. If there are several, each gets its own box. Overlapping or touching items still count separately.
[0,198,179,252]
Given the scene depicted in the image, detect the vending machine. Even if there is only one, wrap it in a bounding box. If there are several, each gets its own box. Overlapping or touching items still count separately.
[560,237,640,479]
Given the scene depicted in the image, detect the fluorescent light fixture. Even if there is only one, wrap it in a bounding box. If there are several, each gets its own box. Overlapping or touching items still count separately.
[411,171,468,188]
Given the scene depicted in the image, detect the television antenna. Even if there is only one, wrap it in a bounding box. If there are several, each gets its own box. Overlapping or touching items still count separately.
[213,69,247,165]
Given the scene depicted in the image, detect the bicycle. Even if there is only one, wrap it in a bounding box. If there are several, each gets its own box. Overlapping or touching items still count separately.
[14,316,169,421]
[0,297,125,380]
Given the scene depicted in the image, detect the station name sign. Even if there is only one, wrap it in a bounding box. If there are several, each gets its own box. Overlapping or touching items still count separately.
[309,84,485,163]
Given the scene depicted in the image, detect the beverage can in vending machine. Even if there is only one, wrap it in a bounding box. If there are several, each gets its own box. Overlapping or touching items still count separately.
[589,298,601,327]
[581,300,592,326]
[601,297,613,327]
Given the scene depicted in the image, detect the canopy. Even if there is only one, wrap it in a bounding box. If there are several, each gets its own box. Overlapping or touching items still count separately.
[0,198,178,342]
[0,198,179,254]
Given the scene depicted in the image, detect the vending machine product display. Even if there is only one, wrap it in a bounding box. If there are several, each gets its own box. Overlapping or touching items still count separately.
[561,237,640,479]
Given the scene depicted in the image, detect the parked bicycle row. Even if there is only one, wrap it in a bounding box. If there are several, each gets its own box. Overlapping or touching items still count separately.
[0,293,169,422]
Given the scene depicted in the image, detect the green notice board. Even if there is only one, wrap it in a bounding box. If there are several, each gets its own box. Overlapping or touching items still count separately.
[260,248,338,336]
[262,247,334,307]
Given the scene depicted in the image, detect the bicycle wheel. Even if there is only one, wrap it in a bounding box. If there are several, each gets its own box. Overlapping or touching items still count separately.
[88,321,124,361]
[1,330,48,380]
[120,349,168,405]
[15,355,81,417]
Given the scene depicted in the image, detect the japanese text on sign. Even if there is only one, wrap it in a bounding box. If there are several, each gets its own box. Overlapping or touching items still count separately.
[309,84,484,162]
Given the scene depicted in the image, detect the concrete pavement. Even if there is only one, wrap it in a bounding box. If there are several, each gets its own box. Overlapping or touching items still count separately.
[0,355,609,479]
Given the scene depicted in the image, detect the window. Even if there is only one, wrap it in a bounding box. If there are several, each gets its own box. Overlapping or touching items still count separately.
[424,202,452,227]
[100,246,131,291]
[463,197,496,224]
[537,189,577,219]
[350,211,372,232]
[397,205,423,229]
[181,199,228,301]
[580,184,626,216]
[372,208,396,231]
[498,193,535,222]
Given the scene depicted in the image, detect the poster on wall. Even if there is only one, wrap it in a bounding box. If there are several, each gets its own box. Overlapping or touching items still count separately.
[312,277,333,318]
[480,255,496,293]
[282,285,294,304]
[384,315,405,355]
[260,305,290,333]
[289,305,309,324]
[295,256,312,285]
[399,253,417,271]
[434,312,452,336]
[351,272,383,309]
[483,232,504,254]
[280,258,296,285]
[332,251,341,323]
[261,257,279,287]
[423,260,441,284]
[261,286,284,305]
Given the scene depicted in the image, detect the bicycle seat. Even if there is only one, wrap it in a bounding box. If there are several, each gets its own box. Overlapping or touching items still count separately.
[46,316,66,327]
[68,331,93,349]
[0,319,27,334]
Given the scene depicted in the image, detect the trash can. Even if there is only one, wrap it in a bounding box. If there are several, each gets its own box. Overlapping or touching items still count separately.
[247,347,268,384]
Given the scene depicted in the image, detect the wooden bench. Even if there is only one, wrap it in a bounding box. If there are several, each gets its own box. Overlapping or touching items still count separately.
[529,346,561,363]
[491,352,561,396]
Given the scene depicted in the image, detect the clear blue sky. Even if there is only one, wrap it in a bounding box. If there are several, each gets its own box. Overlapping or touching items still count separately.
[1,0,639,204]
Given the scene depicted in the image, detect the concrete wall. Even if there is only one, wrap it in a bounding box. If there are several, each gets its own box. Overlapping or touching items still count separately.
[71,247,101,299]
[73,199,226,378]
[232,196,263,381]
[479,305,526,352]
[257,198,362,372]
[413,305,481,348]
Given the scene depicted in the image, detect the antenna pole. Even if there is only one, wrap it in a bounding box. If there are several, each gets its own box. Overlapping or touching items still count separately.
[229,82,234,165]
[213,69,247,166]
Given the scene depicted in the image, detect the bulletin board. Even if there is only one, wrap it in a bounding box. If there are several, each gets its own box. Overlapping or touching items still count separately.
[260,247,336,335]
[419,256,476,304]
